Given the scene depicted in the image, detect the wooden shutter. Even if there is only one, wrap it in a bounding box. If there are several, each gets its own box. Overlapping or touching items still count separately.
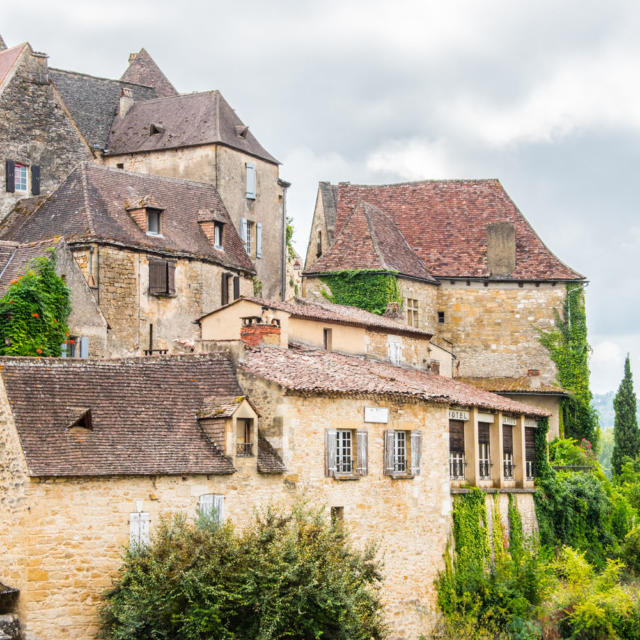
[233,275,240,300]
[325,429,337,477]
[5,160,14,193]
[129,512,140,545]
[240,218,248,246]
[503,425,513,455]
[245,163,257,199]
[383,430,395,475]
[79,336,89,359]
[356,430,368,476]
[213,495,225,523]
[525,427,536,463]
[221,272,229,305]
[256,222,262,258]
[31,165,40,195]
[167,262,176,294]
[478,422,490,445]
[60,341,67,358]
[199,493,214,517]
[449,420,465,454]
[411,430,423,476]
[149,260,166,294]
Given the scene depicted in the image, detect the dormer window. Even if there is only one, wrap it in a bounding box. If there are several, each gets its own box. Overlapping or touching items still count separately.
[214,221,224,249]
[237,418,254,456]
[149,123,165,135]
[146,208,162,235]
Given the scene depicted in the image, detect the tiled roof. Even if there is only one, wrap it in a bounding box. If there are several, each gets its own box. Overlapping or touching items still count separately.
[231,296,433,338]
[107,90,279,164]
[306,201,437,283]
[258,435,286,474]
[0,238,59,296]
[120,48,178,98]
[0,355,242,477]
[0,43,26,88]
[456,376,568,395]
[0,164,255,273]
[49,69,157,149]
[198,395,249,419]
[318,180,583,281]
[240,345,550,417]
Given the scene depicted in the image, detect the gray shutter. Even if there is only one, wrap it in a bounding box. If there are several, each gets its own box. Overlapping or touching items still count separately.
[199,493,214,517]
[356,430,368,476]
[167,262,176,294]
[325,429,337,477]
[140,512,150,545]
[149,261,165,294]
[5,160,14,193]
[213,494,225,523]
[240,218,248,251]
[411,430,423,476]
[31,165,40,195]
[79,336,89,359]
[256,222,262,258]
[221,272,229,305]
[245,163,256,199]
[60,341,67,358]
[384,430,395,475]
[233,275,240,300]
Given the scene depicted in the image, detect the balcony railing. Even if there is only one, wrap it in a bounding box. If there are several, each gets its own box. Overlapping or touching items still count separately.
[449,453,466,480]
[236,443,253,457]
[525,460,535,480]
[503,453,514,480]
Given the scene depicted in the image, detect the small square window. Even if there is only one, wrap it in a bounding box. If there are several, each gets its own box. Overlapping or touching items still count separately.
[323,328,332,351]
[147,208,162,235]
[14,164,28,192]
[438,311,445,323]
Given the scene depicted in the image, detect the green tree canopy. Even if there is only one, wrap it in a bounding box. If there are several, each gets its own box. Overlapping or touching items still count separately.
[612,355,640,476]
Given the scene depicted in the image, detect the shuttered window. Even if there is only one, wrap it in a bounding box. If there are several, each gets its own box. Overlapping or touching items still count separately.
[449,420,465,454]
[336,430,353,473]
[326,429,368,477]
[233,275,240,300]
[129,512,150,547]
[14,164,28,192]
[384,430,421,477]
[199,494,225,524]
[525,427,536,479]
[256,222,262,258]
[221,272,230,305]
[503,425,513,455]
[478,422,491,480]
[245,162,257,199]
[149,260,176,296]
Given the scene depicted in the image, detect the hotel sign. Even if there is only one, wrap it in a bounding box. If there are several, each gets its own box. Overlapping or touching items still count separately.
[502,416,518,426]
[449,409,469,421]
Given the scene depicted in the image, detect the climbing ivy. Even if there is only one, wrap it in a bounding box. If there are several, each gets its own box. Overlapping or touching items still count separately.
[319,269,402,315]
[538,283,599,448]
[0,250,71,357]
[508,493,524,561]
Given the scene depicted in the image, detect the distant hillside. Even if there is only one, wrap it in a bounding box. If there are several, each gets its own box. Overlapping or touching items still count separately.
[593,391,640,430]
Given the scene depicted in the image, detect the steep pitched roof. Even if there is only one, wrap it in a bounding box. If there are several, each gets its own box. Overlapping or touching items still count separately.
[456,376,568,396]
[0,238,59,296]
[0,43,26,89]
[107,90,279,164]
[240,345,550,417]
[49,68,157,148]
[121,48,178,98]
[307,201,437,283]
[319,181,338,232]
[0,164,255,273]
[0,355,242,476]
[320,180,583,281]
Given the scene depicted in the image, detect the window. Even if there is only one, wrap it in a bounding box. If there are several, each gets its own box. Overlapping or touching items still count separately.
[199,494,225,524]
[325,429,368,478]
[129,511,150,547]
[221,272,239,305]
[14,164,28,192]
[503,424,514,479]
[214,222,224,249]
[478,422,491,480]
[388,335,402,365]
[61,336,89,358]
[146,208,162,235]
[384,429,422,477]
[245,162,257,199]
[438,311,445,324]
[256,222,262,258]
[116,163,124,170]
[241,219,254,255]
[5,160,39,195]
[149,260,176,296]
[316,230,322,257]
[449,419,466,480]
[406,298,419,327]
[236,418,254,456]
[525,427,536,480]
[323,328,332,351]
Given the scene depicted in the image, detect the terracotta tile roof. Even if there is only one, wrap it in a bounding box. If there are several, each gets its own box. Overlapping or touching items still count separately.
[198,395,249,419]
[0,355,243,477]
[306,201,437,283]
[0,43,26,89]
[258,435,286,474]
[0,164,255,273]
[202,296,433,338]
[456,376,568,395]
[120,48,178,98]
[0,238,59,296]
[49,68,157,149]
[107,90,278,164]
[240,345,550,417]
[318,180,583,281]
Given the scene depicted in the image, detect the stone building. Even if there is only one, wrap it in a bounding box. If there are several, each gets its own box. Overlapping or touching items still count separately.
[0,326,547,639]
[0,163,254,356]
[303,179,586,438]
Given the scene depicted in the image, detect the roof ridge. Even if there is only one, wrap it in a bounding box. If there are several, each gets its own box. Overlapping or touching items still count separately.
[49,66,155,90]
[360,202,389,269]
[119,89,220,106]
[337,178,502,188]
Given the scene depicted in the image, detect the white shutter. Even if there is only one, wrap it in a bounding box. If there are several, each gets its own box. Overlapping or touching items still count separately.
[245,163,257,199]
[384,430,395,475]
[80,336,89,359]
[325,429,337,477]
[356,431,368,476]
[140,512,150,545]
[213,494,225,523]
[256,222,262,258]
[411,430,423,476]
[199,493,214,517]
[129,512,140,545]
[241,218,248,251]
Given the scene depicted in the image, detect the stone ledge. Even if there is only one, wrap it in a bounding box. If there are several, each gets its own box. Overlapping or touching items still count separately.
[451,487,536,494]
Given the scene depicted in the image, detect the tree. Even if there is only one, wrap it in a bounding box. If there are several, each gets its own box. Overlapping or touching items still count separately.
[612,355,640,476]
[0,250,71,356]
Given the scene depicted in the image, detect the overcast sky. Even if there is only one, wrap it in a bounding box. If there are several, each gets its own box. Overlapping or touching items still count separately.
[3,0,638,393]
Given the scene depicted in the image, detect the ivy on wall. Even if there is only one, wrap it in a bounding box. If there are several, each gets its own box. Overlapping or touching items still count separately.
[538,283,599,448]
[0,250,71,357]
[319,269,402,315]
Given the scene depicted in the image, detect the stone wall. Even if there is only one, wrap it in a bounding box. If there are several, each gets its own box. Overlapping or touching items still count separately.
[364,329,432,369]
[397,278,439,335]
[303,187,328,272]
[0,46,91,220]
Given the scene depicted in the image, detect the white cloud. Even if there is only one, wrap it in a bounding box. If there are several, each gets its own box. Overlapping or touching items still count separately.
[590,336,640,393]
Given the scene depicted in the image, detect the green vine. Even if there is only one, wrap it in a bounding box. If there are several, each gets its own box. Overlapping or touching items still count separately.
[319,269,402,315]
[0,250,71,357]
[538,283,599,448]
[508,493,524,561]
[286,216,296,261]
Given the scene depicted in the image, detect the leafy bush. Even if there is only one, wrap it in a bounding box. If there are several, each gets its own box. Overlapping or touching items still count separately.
[100,504,386,640]
[549,437,596,467]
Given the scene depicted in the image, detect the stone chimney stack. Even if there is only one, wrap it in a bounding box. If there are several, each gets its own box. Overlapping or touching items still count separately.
[527,368,541,389]
[240,315,281,347]
[487,221,516,276]
[119,87,134,117]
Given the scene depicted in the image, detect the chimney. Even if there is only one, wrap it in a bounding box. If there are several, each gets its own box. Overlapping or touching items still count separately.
[487,221,516,276]
[527,368,541,389]
[383,301,403,319]
[119,87,134,117]
[429,360,440,375]
[240,315,281,347]
[30,51,49,85]
[128,52,138,64]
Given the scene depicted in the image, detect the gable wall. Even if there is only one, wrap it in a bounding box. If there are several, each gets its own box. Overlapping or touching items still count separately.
[304,187,328,271]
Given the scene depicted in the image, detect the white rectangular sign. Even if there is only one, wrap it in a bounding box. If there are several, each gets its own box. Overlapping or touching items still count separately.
[449,409,470,421]
[502,416,518,426]
[524,418,538,428]
[477,412,495,423]
[364,406,389,423]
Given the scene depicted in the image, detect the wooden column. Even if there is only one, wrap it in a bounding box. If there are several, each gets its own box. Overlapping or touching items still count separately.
[490,412,503,488]
[464,407,479,486]
[513,415,526,488]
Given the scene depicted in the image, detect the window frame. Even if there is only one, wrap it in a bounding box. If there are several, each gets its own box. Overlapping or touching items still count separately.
[214,221,224,250]
[146,208,162,236]
[406,298,419,327]
[236,418,254,457]
[14,163,28,193]
[384,429,422,478]
[336,429,353,474]
[148,259,176,296]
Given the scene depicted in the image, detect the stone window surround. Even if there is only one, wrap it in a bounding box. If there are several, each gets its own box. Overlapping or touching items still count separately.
[14,163,28,192]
